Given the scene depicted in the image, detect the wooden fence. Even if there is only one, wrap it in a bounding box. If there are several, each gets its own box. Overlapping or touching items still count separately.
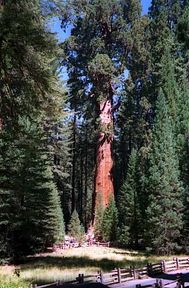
[30,257,189,288]
[54,241,110,250]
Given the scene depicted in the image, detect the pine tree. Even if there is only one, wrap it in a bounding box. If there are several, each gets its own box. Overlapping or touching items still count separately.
[49,85,73,226]
[175,75,189,251]
[102,195,118,242]
[148,0,186,105]
[0,119,65,261]
[149,0,182,67]
[146,90,183,255]
[0,0,60,124]
[114,13,152,197]
[0,0,66,261]
[68,210,84,243]
[117,149,142,248]
[157,46,189,253]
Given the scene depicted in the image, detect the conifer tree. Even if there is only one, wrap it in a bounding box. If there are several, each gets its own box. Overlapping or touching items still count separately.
[68,210,84,243]
[157,46,189,253]
[102,195,118,242]
[114,14,152,196]
[175,75,189,251]
[117,149,141,248]
[148,0,186,102]
[50,86,72,226]
[0,0,66,261]
[149,0,182,67]
[0,119,65,260]
[146,90,183,255]
[158,44,189,178]
[0,0,59,124]
[61,0,141,220]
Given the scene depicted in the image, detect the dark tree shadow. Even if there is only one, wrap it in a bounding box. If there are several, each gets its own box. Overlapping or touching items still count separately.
[59,284,109,288]
[20,255,149,271]
[152,272,189,281]
[18,254,161,286]
[21,255,124,271]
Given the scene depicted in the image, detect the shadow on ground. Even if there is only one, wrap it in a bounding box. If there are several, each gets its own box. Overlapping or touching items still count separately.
[60,283,109,288]
[153,272,189,281]
[21,255,125,271]
[20,255,149,271]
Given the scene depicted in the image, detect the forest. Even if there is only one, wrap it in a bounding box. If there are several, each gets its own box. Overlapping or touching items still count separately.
[1,0,189,265]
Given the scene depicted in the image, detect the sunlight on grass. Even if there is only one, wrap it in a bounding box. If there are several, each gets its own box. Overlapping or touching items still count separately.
[0,246,184,286]
[0,270,28,288]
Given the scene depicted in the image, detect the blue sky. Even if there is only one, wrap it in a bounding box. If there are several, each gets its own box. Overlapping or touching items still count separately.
[49,0,152,42]
[142,0,152,14]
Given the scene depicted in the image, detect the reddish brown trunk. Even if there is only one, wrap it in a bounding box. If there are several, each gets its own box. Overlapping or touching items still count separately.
[94,99,114,210]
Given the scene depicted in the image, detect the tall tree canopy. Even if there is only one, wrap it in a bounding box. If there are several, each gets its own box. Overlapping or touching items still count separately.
[146,90,183,255]
[61,0,141,222]
[0,0,65,261]
[2,0,189,261]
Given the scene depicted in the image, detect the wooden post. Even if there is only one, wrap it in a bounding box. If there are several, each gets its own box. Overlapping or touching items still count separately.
[100,271,103,283]
[77,273,84,283]
[161,261,166,272]
[154,279,159,288]
[117,268,121,283]
[147,263,152,275]
[96,271,100,282]
[133,268,138,280]
[176,281,181,288]
[176,258,179,270]
[131,266,137,279]
[159,279,164,288]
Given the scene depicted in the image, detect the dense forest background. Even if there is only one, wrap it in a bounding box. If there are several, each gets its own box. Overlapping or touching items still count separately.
[1,0,189,262]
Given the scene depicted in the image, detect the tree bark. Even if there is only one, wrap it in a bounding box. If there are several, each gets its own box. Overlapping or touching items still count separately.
[94,99,114,212]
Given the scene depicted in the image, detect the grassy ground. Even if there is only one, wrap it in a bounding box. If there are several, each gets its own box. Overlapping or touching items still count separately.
[0,246,179,287]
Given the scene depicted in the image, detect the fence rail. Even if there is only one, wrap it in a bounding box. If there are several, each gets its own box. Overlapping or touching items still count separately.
[53,241,110,251]
[30,257,189,288]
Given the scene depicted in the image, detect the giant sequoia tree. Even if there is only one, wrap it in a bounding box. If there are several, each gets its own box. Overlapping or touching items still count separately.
[2,0,189,260]
[62,0,141,221]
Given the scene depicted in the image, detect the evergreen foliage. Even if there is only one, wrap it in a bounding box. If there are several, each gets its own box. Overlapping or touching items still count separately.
[50,88,72,226]
[118,149,141,248]
[157,47,189,254]
[114,13,152,197]
[0,0,59,123]
[2,0,189,259]
[61,0,141,220]
[102,196,118,242]
[68,210,85,243]
[0,0,66,262]
[0,119,65,261]
[146,90,183,255]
